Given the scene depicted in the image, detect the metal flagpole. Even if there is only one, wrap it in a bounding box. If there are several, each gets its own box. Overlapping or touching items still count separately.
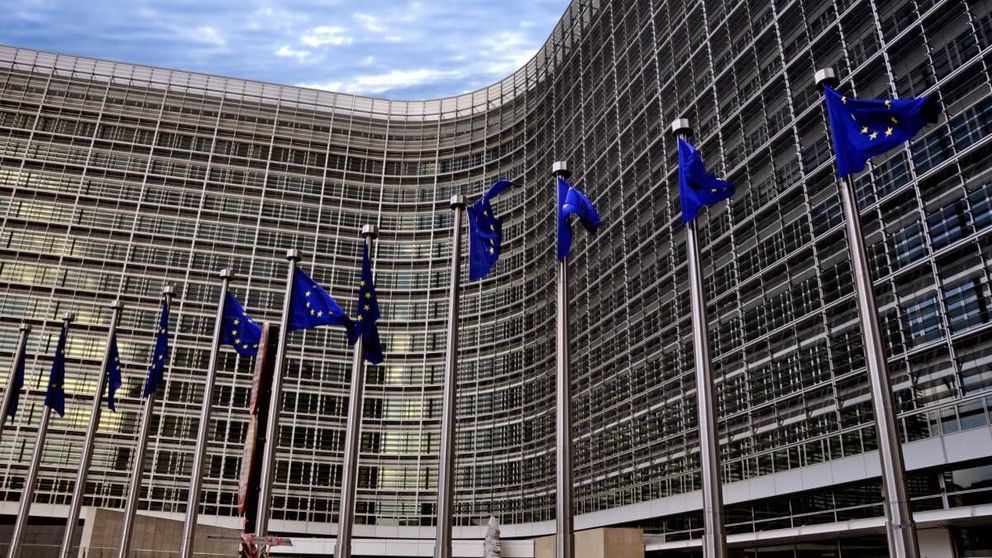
[671,119,728,558]
[179,269,232,558]
[434,195,465,558]
[814,67,920,558]
[8,312,74,558]
[553,161,574,558]
[60,301,123,558]
[0,322,31,442]
[687,209,728,558]
[337,224,378,558]
[256,249,301,536]
[119,286,174,558]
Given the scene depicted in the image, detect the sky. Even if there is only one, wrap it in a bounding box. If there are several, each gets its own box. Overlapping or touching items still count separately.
[1,0,571,100]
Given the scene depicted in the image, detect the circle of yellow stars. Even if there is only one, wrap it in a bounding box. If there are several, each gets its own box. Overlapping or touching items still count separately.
[841,95,900,141]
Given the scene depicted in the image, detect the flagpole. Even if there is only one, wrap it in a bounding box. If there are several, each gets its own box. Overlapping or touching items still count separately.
[814,67,920,558]
[60,301,123,558]
[671,120,727,558]
[119,286,173,558]
[435,194,465,558]
[552,161,574,558]
[179,269,232,558]
[256,249,301,536]
[8,312,74,558]
[0,323,31,442]
[337,224,377,558]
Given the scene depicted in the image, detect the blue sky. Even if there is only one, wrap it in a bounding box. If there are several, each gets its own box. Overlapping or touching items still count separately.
[2,0,570,99]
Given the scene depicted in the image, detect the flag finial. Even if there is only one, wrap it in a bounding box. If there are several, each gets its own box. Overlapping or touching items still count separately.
[815,67,839,88]
[552,160,570,178]
[670,118,692,137]
[361,224,379,238]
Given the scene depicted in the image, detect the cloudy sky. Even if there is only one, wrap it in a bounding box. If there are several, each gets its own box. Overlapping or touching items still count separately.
[1,0,570,99]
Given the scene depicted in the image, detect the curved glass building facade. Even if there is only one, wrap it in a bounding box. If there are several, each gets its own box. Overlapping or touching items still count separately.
[1,0,992,553]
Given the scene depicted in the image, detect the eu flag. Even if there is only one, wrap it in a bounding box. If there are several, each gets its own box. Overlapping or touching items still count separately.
[5,339,26,418]
[823,84,940,176]
[467,179,514,280]
[678,138,735,224]
[288,268,356,342]
[143,300,170,398]
[106,334,122,412]
[45,322,69,417]
[221,292,262,357]
[557,176,601,261]
[356,243,384,364]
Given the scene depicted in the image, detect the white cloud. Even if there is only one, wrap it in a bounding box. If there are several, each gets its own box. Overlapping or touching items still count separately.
[196,26,225,46]
[299,68,464,95]
[275,44,312,62]
[353,13,385,33]
[301,25,352,47]
[478,31,537,76]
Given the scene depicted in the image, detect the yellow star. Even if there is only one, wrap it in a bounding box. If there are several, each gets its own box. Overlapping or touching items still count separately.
[306,301,311,308]
[233,319,240,325]
[364,304,370,311]
[885,127,893,137]
[884,100,892,108]
[841,96,847,104]
[234,338,240,344]
[310,309,315,315]
[360,280,366,287]
[305,290,311,297]
[317,311,323,317]
[860,126,868,134]
[489,224,495,231]
[869,130,878,140]
[890,116,899,124]
[231,329,238,335]
[357,315,364,321]
[488,247,495,254]
[253,344,259,349]
[158,355,163,360]
[364,292,371,299]
[242,343,248,349]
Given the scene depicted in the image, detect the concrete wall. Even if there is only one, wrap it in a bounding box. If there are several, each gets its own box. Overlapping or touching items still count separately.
[535,528,644,558]
[919,527,956,558]
[81,508,240,557]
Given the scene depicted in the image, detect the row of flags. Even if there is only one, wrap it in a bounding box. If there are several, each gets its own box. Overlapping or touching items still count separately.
[2,247,382,419]
[0,79,941,558]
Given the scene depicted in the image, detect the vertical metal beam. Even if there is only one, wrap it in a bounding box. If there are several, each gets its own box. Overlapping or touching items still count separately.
[553,161,574,558]
[816,62,920,558]
[8,312,74,558]
[337,224,378,558]
[256,250,301,536]
[0,323,31,442]
[119,286,173,558]
[60,302,123,558]
[671,119,727,558]
[180,269,232,558]
[434,195,466,558]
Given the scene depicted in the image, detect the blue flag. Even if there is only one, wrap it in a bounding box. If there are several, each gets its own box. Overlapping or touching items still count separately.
[823,84,940,176]
[356,244,384,364]
[221,292,262,357]
[467,179,514,280]
[45,321,69,417]
[143,299,170,398]
[557,176,601,261]
[106,334,122,412]
[5,338,27,419]
[678,138,735,224]
[288,268,356,342]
